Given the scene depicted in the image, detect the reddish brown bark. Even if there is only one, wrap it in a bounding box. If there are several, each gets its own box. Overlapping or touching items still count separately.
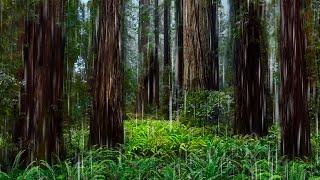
[280,0,311,158]
[182,0,218,90]
[89,0,124,147]
[176,0,183,89]
[207,0,219,90]
[234,1,268,136]
[18,0,65,164]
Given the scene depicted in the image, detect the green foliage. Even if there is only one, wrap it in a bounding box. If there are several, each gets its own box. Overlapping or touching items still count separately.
[179,90,233,126]
[0,72,19,118]
[1,120,319,179]
[0,137,4,149]
[64,125,89,157]
[0,0,23,119]
[123,65,138,112]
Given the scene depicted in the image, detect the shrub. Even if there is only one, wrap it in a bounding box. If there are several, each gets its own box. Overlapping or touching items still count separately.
[179,90,233,126]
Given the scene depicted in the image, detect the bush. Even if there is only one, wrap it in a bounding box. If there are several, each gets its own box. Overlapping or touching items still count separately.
[0,71,19,118]
[179,90,233,126]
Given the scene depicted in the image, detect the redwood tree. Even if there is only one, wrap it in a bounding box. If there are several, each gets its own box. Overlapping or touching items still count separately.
[136,0,160,114]
[280,0,311,158]
[305,0,317,98]
[89,0,124,147]
[176,0,183,89]
[152,0,160,108]
[18,0,65,163]
[163,0,171,119]
[234,1,268,136]
[182,0,218,90]
[207,0,219,90]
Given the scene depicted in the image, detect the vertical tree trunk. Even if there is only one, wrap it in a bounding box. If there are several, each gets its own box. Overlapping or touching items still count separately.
[136,0,159,114]
[182,0,218,90]
[313,0,320,140]
[19,0,65,164]
[207,0,219,90]
[121,0,128,114]
[136,0,149,114]
[234,1,268,136]
[153,0,160,107]
[176,0,183,89]
[163,0,171,119]
[305,0,318,137]
[305,0,317,98]
[280,0,311,158]
[175,0,183,117]
[89,0,124,147]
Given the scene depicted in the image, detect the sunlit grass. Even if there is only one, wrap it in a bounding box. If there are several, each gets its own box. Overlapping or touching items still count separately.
[0,119,319,179]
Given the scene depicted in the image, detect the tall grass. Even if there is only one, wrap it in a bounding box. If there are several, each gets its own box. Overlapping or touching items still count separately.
[0,120,319,179]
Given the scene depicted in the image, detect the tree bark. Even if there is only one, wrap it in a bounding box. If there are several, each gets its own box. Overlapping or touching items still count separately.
[136,0,160,114]
[18,0,65,164]
[153,0,160,107]
[89,0,124,147]
[176,0,183,89]
[280,0,311,158]
[163,0,171,119]
[182,0,218,90]
[305,0,317,99]
[207,0,219,90]
[234,1,268,136]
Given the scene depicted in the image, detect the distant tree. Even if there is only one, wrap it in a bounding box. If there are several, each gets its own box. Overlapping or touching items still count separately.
[305,0,318,138]
[0,1,23,151]
[153,0,160,108]
[233,1,269,136]
[162,0,171,119]
[63,0,87,141]
[280,0,311,158]
[305,0,317,98]
[17,0,65,164]
[89,0,124,147]
[136,0,160,114]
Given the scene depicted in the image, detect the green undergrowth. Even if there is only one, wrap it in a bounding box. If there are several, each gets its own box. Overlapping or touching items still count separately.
[1,120,320,179]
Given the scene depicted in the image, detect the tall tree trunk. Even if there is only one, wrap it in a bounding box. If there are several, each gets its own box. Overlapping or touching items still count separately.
[305,0,317,99]
[18,0,65,164]
[136,0,159,114]
[182,0,218,90]
[153,0,160,107]
[305,0,318,138]
[89,0,124,147]
[176,0,183,89]
[136,0,149,115]
[313,0,320,141]
[234,1,268,136]
[175,0,183,118]
[207,0,219,90]
[280,0,311,158]
[121,0,128,114]
[163,0,171,119]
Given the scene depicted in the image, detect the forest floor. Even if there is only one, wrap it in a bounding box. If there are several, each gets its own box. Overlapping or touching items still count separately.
[1,119,320,179]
